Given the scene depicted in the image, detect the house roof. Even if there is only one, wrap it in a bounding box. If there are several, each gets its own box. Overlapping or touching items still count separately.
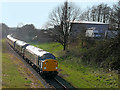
[71,21,109,25]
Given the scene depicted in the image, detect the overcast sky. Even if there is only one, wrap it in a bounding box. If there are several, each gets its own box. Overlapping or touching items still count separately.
[0,0,118,29]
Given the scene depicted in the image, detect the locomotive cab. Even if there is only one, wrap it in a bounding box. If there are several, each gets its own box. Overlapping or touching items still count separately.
[39,53,58,77]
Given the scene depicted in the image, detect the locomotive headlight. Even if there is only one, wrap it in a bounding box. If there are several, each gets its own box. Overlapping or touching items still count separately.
[44,67,46,69]
[55,67,58,69]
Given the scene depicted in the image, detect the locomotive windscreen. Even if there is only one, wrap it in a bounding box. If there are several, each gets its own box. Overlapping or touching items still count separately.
[40,53,56,60]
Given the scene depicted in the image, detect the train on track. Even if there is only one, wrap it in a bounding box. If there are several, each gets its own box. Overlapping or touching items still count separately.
[7,35,58,78]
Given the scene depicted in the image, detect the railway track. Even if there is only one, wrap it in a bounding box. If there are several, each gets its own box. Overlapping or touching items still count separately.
[45,79,66,89]
[45,75,74,89]
[54,78,68,89]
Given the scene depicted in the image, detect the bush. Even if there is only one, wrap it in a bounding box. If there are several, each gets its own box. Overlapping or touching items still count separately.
[81,37,120,70]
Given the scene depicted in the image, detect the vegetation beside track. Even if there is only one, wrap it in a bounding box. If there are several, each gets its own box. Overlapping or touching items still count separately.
[32,42,118,88]
[2,39,44,88]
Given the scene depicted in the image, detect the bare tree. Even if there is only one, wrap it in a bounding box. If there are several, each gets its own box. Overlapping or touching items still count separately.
[113,1,120,30]
[97,4,102,22]
[109,1,120,30]
[47,1,81,50]
[80,3,112,23]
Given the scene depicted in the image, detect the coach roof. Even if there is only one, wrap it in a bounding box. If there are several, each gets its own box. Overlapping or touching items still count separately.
[16,40,28,46]
[7,35,17,42]
[26,45,50,57]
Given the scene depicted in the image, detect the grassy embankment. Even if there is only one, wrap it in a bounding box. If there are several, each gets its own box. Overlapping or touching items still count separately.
[2,39,44,88]
[32,42,118,88]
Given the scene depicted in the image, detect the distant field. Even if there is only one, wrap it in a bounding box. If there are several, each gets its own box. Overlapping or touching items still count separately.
[32,42,118,88]
[2,39,44,88]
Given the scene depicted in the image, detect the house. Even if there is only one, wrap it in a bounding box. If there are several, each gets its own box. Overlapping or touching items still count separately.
[70,21,109,38]
[53,21,118,39]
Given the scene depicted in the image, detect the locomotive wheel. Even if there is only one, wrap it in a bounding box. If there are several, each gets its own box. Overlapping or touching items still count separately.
[32,65,36,69]
[22,56,24,59]
[37,68,40,73]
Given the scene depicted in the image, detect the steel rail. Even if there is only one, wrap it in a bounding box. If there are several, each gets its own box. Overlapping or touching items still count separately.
[54,78,69,90]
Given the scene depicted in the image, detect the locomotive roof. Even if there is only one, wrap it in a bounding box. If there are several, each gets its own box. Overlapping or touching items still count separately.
[7,35,17,42]
[16,40,28,46]
[26,45,50,57]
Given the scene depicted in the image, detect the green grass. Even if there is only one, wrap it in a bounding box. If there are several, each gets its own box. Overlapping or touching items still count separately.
[32,42,118,88]
[2,54,31,88]
[2,39,32,88]
[59,61,118,88]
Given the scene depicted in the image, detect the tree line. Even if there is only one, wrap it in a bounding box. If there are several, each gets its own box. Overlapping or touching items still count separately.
[80,1,120,30]
[1,23,54,43]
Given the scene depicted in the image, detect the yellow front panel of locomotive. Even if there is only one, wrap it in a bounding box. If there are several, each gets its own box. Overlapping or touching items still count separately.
[42,59,58,71]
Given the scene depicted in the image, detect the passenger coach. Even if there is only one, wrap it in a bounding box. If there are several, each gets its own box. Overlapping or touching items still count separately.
[15,40,29,56]
[7,35,17,48]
